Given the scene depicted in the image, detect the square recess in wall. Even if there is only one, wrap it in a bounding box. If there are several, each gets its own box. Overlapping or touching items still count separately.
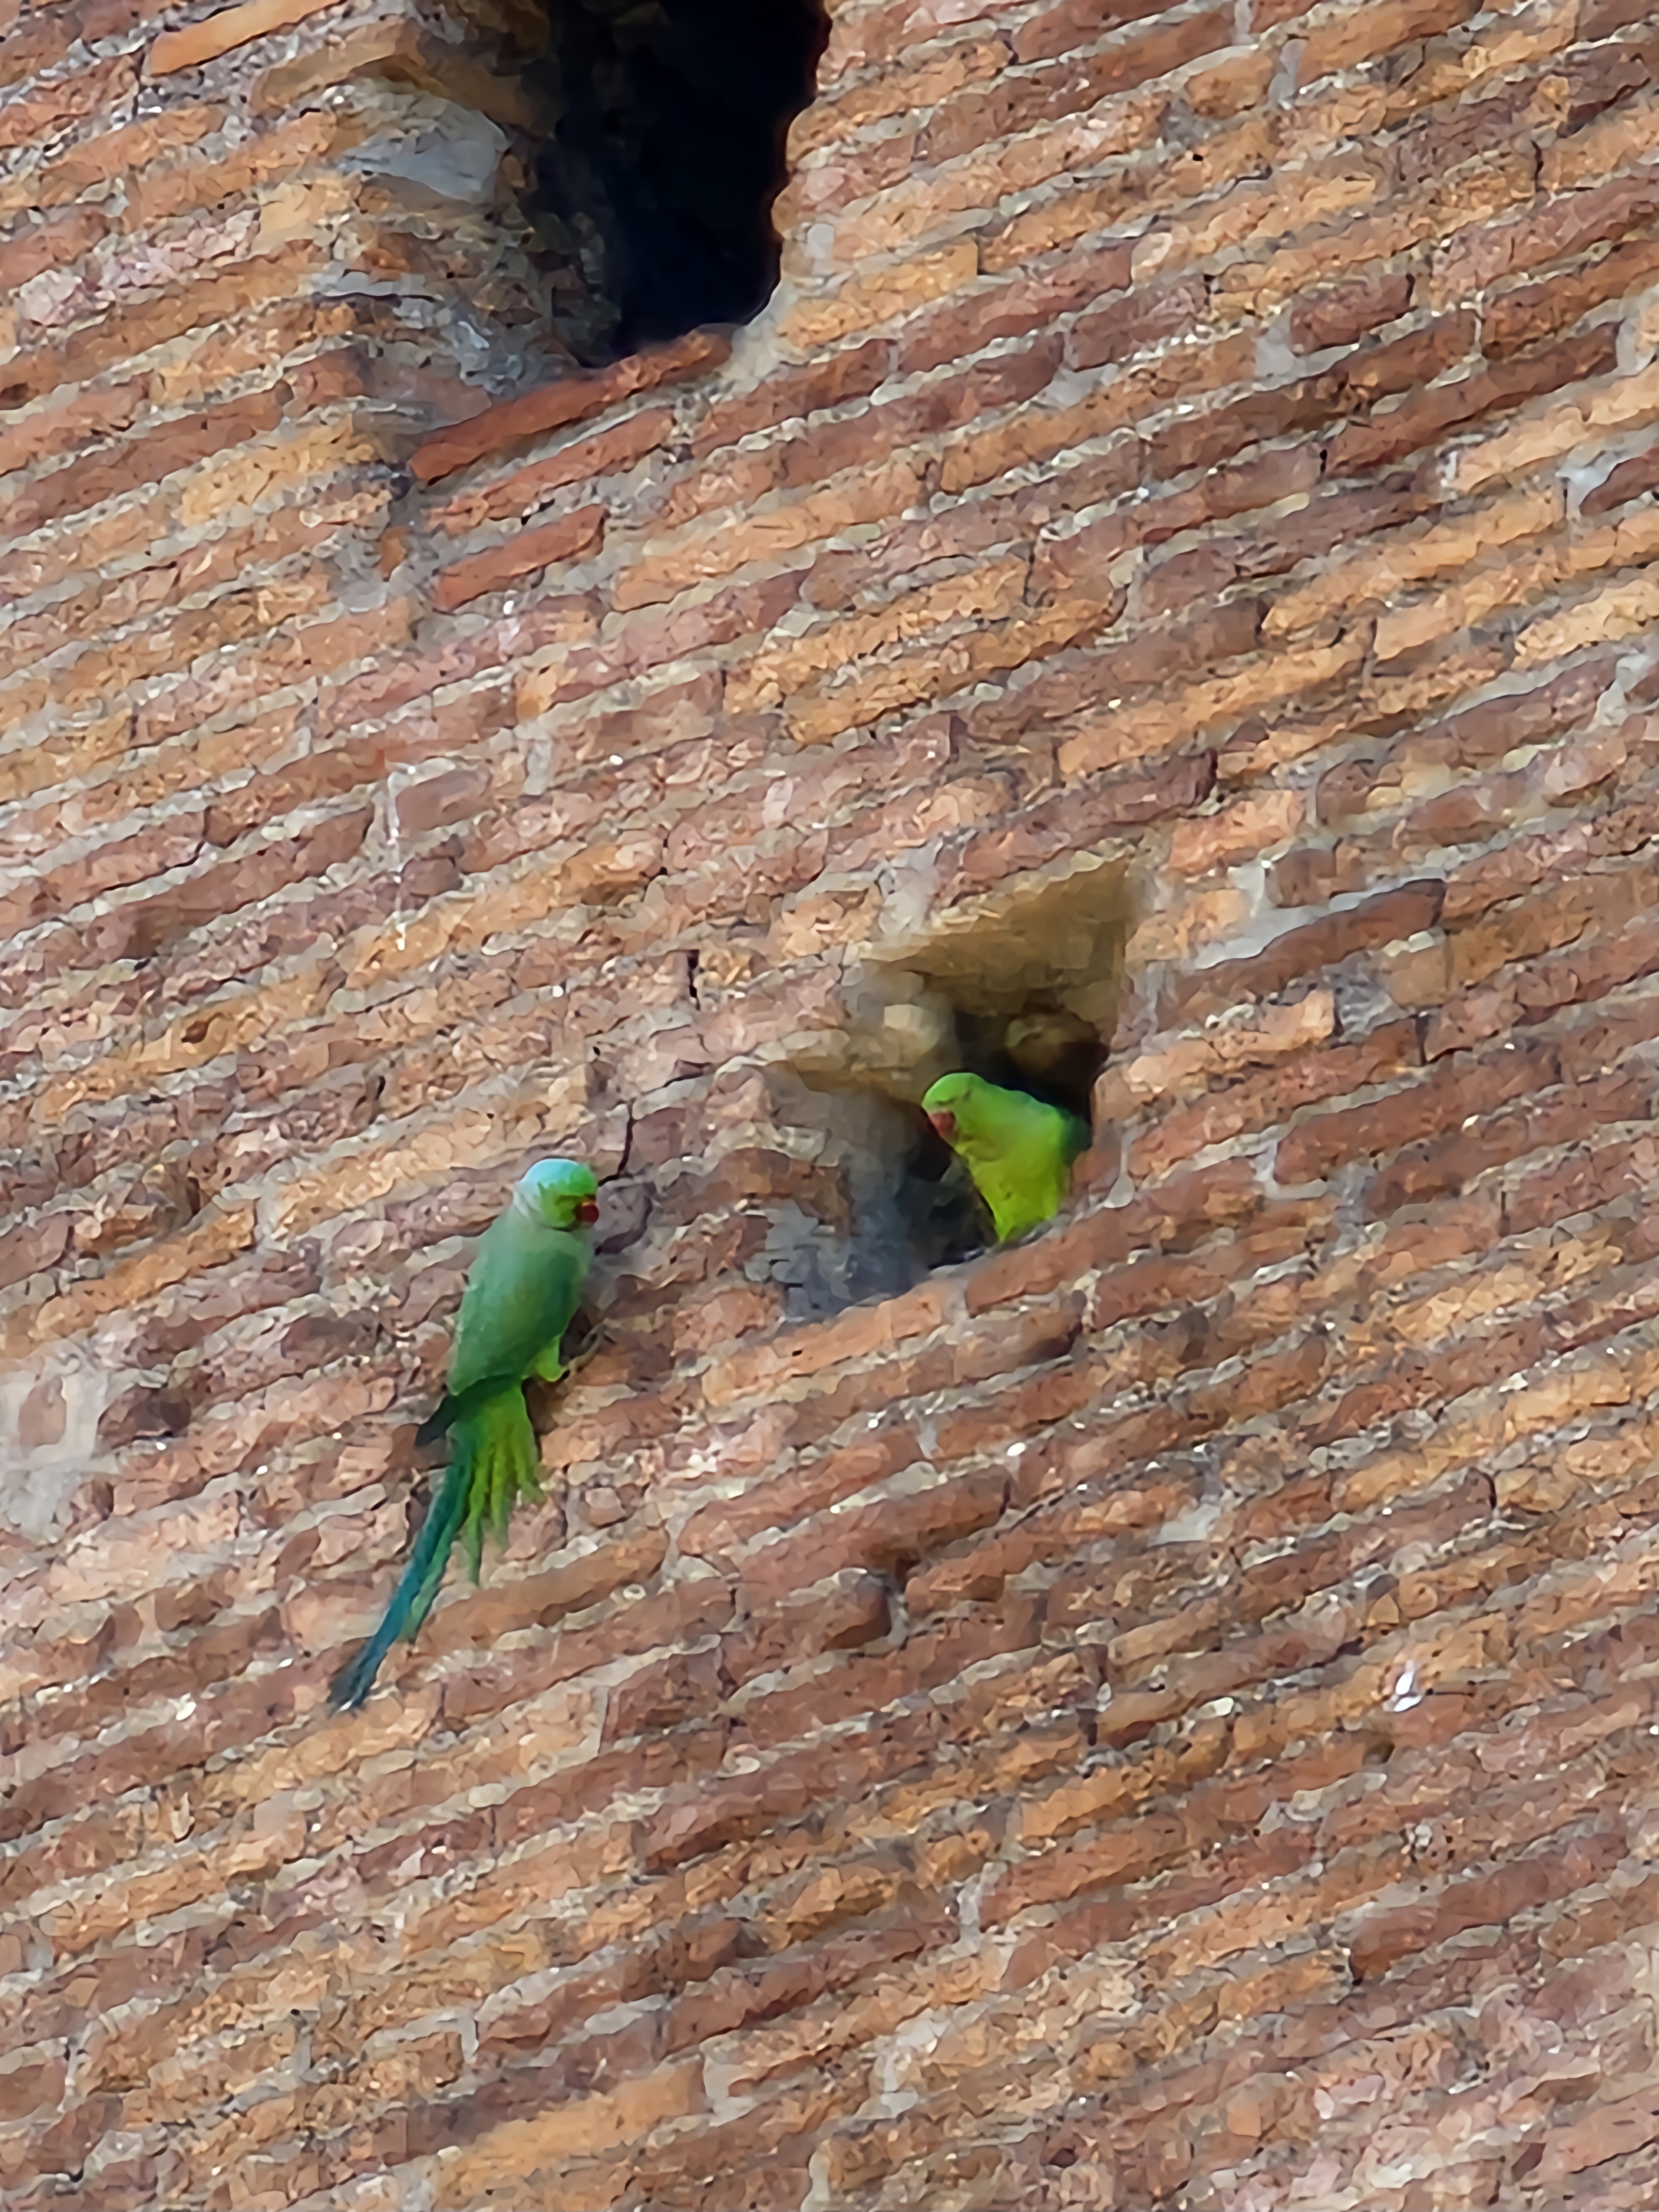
[755,861,1130,1314]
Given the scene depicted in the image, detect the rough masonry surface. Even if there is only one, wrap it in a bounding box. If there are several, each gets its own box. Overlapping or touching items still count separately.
[5,0,1659,2204]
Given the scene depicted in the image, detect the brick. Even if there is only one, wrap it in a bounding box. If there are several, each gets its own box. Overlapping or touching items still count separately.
[1164,880,1447,1023]
[421,2062,708,2200]
[0,379,149,483]
[1151,473,1439,624]
[1131,1023,1422,1180]
[642,1711,942,1871]
[1334,326,1620,476]
[0,206,106,296]
[723,1571,892,1685]
[948,332,1257,491]
[614,455,924,611]
[1014,0,1175,60]
[0,53,134,158]
[251,16,543,124]
[740,1469,1010,1605]
[963,1164,1265,1323]
[792,39,1005,159]
[1266,482,1561,642]
[1300,0,1479,81]
[1581,443,1659,519]
[1518,566,1659,666]
[1118,1022,1336,1148]
[0,11,73,90]
[1459,349,1659,493]
[0,101,217,221]
[1430,167,1659,311]
[1380,1061,1659,1221]
[147,0,342,71]
[1058,627,1362,784]
[1166,789,1304,876]
[1276,1038,1560,1185]
[119,106,348,232]
[1290,270,1412,354]
[0,239,324,410]
[825,84,1167,269]
[1488,236,1659,359]
[1175,151,1528,325]
[412,332,728,483]
[433,408,672,532]
[1072,275,1208,372]
[1146,314,1476,482]
[984,1811,1190,1927]
[0,387,290,537]
[781,237,980,351]
[784,586,1121,746]
[430,502,604,611]
[1185,46,1277,117]
[1351,1832,1624,1982]
[951,751,1217,892]
[900,247,1132,376]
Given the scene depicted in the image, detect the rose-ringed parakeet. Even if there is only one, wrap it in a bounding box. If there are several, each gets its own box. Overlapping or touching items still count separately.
[329,1157,600,1710]
[922,1073,1089,1244]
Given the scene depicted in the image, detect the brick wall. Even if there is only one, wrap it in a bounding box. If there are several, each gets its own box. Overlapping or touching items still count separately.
[6,0,1659,2202]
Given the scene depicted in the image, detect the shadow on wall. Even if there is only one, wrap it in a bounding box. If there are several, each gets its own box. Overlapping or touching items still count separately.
[518,0,831,363]
[763,862,1131,1314]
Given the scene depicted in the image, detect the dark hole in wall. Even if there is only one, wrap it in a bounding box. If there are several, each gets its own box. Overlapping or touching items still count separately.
[774,865,1129,1302]
[520,0,830,364]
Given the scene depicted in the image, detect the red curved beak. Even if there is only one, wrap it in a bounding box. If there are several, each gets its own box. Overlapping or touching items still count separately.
[928,1109,957,1142]
[577,1198,600,1223]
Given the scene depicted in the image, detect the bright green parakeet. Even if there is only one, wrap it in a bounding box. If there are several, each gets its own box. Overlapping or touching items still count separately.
[329,1157,600,1711]
[922,1073,1088,1244]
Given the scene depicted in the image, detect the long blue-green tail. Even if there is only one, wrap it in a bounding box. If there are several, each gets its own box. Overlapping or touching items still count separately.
[328,1390,542,1711]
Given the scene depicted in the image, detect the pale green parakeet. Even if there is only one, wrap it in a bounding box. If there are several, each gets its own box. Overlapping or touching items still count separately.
[922,1073,1088,1244]
[329,1157,599,1710]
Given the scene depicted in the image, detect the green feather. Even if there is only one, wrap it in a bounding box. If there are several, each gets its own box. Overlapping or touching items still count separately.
[329,1159,597,1710]
[921,1073,1088,1244]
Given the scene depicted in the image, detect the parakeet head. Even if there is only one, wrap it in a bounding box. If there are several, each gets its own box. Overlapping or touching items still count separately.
[517,1157,600,1230]
[922,1071,988,1145]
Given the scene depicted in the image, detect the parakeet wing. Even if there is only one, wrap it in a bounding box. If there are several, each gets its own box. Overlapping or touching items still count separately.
[443,1210,590,1400]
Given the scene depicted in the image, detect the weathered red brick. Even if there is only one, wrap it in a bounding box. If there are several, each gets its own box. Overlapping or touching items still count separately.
[1014,0,1173,61]
[1071,274,1208,372]
[1147,316,1477,481]
[1331,327,1623,475]
[1351,1832,1625,1982]
[1485,236,1659,358]
[899,248,1133,376]
[412,332,730,483]
[1301,0,1480,79]
[430,502,605,611]
[1163,881,1446,1022]
[1275,1038,1560,1186]
[1290,270,1412,354]
[1140,474,1434,620]
[0,239,323,408]
[1430,168,1659,310]
[740,1469,1010,1606]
